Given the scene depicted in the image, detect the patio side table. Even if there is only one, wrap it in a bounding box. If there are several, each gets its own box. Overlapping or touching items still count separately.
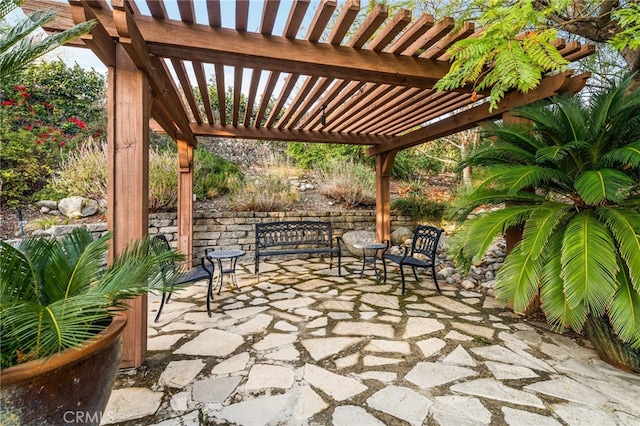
[205,249,246,294]
[352,242,387,280]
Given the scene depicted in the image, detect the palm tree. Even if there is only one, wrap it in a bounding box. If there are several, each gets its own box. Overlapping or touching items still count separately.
[0,228,182,368]
[449,76,640,370]
[0,0,94,79]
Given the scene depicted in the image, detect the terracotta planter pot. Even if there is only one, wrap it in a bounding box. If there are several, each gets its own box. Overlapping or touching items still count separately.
[0,313,127,426]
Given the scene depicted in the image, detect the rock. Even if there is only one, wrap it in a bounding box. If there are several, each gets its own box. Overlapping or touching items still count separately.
[485,271,494,280]
[39,207,51,214]
[43,224,88,236]
[391,227,413,245]
[437,267,456,279]
[481,280,496,289]
[461,280,476,290]
[36,200,58,210]
[341,230,378,257]
[470,265,483,275]
[58,196,99,218]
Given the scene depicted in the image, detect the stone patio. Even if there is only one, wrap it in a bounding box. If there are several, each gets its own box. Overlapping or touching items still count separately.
[101,256,640,425]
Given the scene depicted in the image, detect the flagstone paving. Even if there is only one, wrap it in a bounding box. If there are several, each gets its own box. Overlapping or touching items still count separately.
[102,257,640,425]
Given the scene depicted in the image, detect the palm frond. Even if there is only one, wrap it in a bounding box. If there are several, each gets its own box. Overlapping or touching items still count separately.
[597,207,640,289]
[590,75,640,159]
[0,5,95,79]
[459,144,535,169]
[495,244,543,313]
[490,165,567,194]
[481,121,542,154]
[57,230,111,299]
[608,265,640,349]
[0,241,37,303]
[601,141,640,170]
[561,211,618,316]
[535,140,590,164]
[451,188,544,221]
[521,202,572,260]
[550,95,589,145]
[1,0,24,20]
[540,235,587,332]
[456,205,533,264]
[0,4,56,56]
[575,169,634,205]
[93,237,183,297]
[2,295,112,360]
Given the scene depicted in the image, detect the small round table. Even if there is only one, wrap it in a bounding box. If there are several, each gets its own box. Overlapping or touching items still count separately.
[352,242,387,280]
[206,249,246,294]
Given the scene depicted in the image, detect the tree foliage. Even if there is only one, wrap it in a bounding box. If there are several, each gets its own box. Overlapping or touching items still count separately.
[429,0,640,107]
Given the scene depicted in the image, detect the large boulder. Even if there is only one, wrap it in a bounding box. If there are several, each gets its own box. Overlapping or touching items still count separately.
[391,227,413,245]
[58,196,99,219]
[341,230,378,257]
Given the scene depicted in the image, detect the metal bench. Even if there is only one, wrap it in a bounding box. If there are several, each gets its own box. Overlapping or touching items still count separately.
[151,234,215,321]
[383,225,443,295]
[255,221,342,277]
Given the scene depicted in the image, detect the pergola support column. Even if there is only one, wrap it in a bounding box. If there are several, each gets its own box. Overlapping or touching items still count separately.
[375,151,397,245]
[177,139,194,257]
[107,43,150,368]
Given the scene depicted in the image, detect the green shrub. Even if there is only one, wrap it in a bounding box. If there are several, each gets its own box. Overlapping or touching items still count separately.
[228,174,299,211]
[391,196,448,222]
[317,159,376,208]
[51,138,107,201]
[392,142,461,179]
[48,140,180,210]
[194,149,243,199]
[287,143,366,169]
[148,148,178,211]
[227,151,303,211]
[0,129,56,206]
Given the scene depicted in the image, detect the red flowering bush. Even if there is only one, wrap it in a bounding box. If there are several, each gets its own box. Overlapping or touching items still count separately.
[2,84,93,149]
[1,63,106,206]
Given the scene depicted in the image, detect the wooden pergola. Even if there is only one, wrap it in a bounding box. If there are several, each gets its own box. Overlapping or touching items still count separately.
[24,0,592,367]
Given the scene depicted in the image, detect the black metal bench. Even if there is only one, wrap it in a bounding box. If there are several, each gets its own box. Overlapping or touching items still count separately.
[255,221,342,277]
[383,225,443,295]
[151,234,215,321]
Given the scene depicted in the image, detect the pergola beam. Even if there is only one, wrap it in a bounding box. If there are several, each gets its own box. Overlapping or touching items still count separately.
[189,123,390,145]
[367,71,591,156]
[80,12,453,89]
[110,0,196,145]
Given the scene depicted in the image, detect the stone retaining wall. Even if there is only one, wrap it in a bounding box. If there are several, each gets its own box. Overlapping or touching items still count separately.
[149,210,413,259]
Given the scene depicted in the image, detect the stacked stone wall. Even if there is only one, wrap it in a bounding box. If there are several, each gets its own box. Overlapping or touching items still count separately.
[148,210,414,259]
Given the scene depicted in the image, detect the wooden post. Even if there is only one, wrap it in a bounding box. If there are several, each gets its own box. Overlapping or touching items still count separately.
[375,151,397,246]
[107,44,150,368]
[177,139,193,258]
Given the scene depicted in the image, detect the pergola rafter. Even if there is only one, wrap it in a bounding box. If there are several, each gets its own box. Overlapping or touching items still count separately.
[21,0,593,368]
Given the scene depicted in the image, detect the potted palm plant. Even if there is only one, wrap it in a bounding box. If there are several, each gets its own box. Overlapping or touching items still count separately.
[449,76,640,371]
[0,228,183,425]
